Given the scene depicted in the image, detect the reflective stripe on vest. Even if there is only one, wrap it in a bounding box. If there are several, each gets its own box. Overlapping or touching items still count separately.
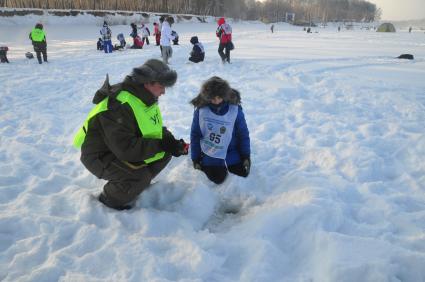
[73,90,165,164]
[31,28,45,42]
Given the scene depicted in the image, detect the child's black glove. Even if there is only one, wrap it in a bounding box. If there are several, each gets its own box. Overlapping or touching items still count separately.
[242,157,251,176]
[193,160,202,170]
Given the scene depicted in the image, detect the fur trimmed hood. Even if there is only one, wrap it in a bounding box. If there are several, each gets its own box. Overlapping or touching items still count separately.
[190,76,241,108]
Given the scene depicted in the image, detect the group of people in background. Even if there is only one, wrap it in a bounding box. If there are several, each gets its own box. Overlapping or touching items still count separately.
[96,16,184,65]
[2,16,234,66]
[94,16,234,65]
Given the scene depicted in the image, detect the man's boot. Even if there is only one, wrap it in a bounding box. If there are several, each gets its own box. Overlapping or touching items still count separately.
[98,192,132,211]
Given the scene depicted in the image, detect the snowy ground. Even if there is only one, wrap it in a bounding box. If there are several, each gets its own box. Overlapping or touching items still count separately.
[1,17,425,282]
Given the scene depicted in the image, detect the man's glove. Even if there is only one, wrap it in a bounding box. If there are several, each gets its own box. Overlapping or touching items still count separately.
[160,128,189,157]
[193,160,202,170]
[178,139,190,156]
[161,137,189,157]
[242,157,251,176]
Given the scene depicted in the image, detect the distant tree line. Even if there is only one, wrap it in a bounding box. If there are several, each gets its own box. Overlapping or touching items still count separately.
[1,0,380,22]
[246,0,380,23]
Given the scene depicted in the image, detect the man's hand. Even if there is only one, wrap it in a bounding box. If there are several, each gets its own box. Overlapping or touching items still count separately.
[176,139,189,156]
[160,129,189,157]
[168,139,189,157]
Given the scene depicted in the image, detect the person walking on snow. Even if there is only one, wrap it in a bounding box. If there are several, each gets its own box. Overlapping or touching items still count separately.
[73,59,189,210]
[0,46,9,63]
[29,23,47,64]
[140,23,151,46]
[160,16,176,64]
[100,21,113,53]
[188,36,204,63]
[216,17,233,63]
[153,22,161,46]
[190,76,251,184]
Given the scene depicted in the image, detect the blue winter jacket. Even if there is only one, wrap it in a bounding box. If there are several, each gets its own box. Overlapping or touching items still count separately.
[190,102,250,166]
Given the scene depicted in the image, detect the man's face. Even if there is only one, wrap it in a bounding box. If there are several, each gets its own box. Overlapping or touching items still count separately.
[145,82,165,98]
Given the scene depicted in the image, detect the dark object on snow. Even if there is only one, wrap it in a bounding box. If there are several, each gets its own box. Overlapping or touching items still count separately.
[377,23,396,32]
[25,52,34,59]
[171,30,179,45]
[0,46,9,63]
[397,54,414,60]
[97,38,103,50]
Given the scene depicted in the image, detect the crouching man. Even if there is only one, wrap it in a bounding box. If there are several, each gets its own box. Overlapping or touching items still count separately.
[74,59,189,210]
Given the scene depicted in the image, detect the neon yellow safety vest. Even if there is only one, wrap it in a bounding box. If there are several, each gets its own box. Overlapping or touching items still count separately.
[31,28,45,42]
[73,90,165,164]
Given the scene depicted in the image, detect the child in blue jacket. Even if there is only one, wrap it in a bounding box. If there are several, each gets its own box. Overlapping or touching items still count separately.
[189,36,205,63]
[190,76,251,184]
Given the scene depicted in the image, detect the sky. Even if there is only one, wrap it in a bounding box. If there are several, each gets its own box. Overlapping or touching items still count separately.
[1,12,425,282]
[369,0,425,21]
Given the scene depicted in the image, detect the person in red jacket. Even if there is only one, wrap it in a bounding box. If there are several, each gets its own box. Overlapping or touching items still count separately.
[153,22,161,46]
[216,17,233,63]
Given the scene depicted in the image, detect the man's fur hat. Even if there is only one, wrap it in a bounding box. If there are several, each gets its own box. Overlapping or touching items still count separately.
[130,59,177,87]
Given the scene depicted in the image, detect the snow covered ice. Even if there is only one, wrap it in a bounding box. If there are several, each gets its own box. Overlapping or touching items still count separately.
[1,14,425,282]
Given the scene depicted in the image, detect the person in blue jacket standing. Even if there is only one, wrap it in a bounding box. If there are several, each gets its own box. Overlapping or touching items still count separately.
[100,21,113,53]
[190,76,251,184]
